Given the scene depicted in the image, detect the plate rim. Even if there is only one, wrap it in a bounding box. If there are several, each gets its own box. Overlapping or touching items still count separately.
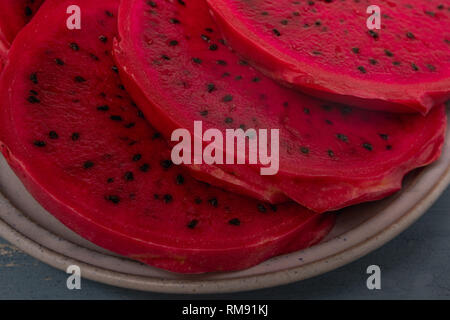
[0,162,449,294]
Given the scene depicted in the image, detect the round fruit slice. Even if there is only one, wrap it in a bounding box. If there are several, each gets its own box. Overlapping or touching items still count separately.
[207,0,450,114]
[115,0,447,213]
[0,0,335,273]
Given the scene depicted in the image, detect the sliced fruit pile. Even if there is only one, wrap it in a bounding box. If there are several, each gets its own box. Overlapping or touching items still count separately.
[207,0,450,114]
[0,0,447,273]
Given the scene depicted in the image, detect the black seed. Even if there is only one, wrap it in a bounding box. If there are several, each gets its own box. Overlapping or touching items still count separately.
[406,32,415,39]
[411,63,419,71]
[90,53,99,61]
[132,154,142,162]
[49,131,59,139]
[99,35,107,43]
[124,171,134,181]
[222,95,233,102]
[187,219,199,229]
[437,4,444,9]
[201,34,210,42]
[194,197,202,204]
[71,133,80,141]
[107,178,114,184]
[327,150,335,158]
[280,20,288,25]
[208,197,218,207]
[369,58,378,65]
[105,10,114,17]
[315,20,322,26]
[393,61,401,66]
[33,140,46,147]
[178,0,186,5]
[239,60,249,66]
[207,83,216,93]
[169,40,179,46]
[325,119,333,125]
[83,161,94,169]
[386,145,393,150]
[273,29,281,36]
[200,110,208,116]
[217,60,227,66]
[303,108,310,115]
[105,195,120,204]
[336,133,348,142]
[70,42,79,51]
[363,143,373,151]
[170,18,180,24]
[192,57,202,64]
[97,105,109,111]
[152,132,161,139]
[74,76,86,83]
[111,66,119,73]
[357,66,367,73]
[300,146,310,154]
[209,44,218,51]
[261,11,269,15]
[125,122,135,128]
[54,58,64,66]
[161,159,173,169]
[205,28,213,33]
[379,134,389,140]
[426,64,436,72]
[322,104,332,111]
[176,174,185,185]
[161,54,170,60]
[229,218,240,226]
[163,194,173,203]
[30,72,38,84]
[235,75,243,80]
[341,106,352,115]
[25,6,33,16]
[147,1,157,7]
[384,49,394,57]
[225,117,233,124]
[27,96,40,104]
[252,77,260,82]
[140,164,150,172]
[30,90,38,96]
[352,47,360,54]
[110,115,123,121]
[257,204,267,213]
[368,30,379,39]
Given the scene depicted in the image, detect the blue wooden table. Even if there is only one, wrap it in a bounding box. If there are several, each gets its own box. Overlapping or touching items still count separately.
[1,187,449,300]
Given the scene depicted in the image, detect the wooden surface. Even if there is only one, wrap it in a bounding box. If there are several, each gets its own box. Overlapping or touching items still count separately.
[0,186,449,299]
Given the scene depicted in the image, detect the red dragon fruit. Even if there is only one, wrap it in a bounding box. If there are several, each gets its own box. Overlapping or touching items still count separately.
[0,0,44,63]
[206,0,450,114]
[114,0,447,213]
[0,0,335,273]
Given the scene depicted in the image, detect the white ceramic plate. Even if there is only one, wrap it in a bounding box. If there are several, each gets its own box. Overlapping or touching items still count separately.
[0,109,449,293]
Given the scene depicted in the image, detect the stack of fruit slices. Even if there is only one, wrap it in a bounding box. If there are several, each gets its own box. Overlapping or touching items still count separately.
[0,0,447,273]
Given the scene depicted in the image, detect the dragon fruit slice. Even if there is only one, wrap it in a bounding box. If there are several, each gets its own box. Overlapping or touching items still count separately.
[114,0,447,213]
[0,0,335,273]
[0,0,44,60]
[206,0,450,114]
